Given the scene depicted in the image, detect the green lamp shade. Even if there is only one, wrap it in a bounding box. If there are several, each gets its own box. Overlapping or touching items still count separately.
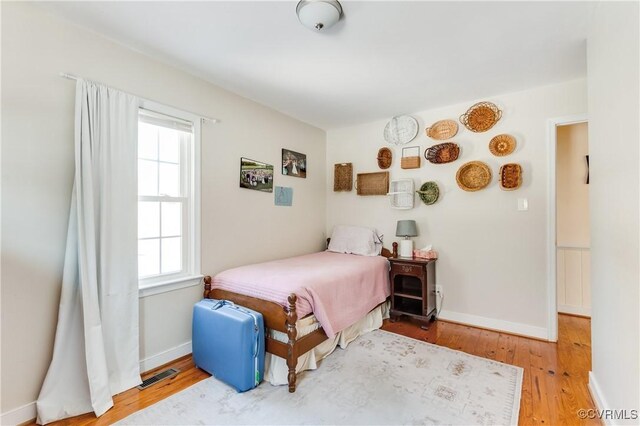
[396,220,418,237]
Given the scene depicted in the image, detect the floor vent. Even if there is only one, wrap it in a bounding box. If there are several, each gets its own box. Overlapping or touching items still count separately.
[137,368,180,390]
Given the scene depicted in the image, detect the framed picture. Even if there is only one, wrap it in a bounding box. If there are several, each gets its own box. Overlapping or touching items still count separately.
[274,186,293,206]
[282,149,307,178]
[240,157,273,193]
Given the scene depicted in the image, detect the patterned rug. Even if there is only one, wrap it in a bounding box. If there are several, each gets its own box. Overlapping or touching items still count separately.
[118,330,522,425]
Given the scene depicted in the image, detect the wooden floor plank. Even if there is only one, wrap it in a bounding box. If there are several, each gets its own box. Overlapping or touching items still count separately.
[514,336,536,425]
[30,314,594,426]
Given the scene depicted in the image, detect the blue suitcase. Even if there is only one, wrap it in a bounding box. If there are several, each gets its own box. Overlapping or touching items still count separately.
[192,299,265,392]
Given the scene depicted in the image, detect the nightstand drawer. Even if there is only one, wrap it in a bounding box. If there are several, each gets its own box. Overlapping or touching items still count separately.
[391,263,422,276]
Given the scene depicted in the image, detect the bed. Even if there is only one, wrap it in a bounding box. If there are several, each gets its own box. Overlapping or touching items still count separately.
[203,238,397,392]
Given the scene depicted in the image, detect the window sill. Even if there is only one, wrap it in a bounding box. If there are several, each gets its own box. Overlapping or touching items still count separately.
[139,274,204,298]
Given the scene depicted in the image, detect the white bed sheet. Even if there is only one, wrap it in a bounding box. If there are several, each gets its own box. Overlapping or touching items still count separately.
[264,301,390,385]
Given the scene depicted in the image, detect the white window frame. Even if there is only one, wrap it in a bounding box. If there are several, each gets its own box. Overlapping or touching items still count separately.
[137,99,202,298]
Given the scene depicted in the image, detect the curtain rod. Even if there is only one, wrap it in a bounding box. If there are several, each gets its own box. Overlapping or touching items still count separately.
[59,72,220,124]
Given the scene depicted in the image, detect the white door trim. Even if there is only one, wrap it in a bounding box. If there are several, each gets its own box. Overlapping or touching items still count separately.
[546,114,588,342]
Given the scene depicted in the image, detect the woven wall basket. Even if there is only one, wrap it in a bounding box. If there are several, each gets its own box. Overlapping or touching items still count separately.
[401,146,421,169]
[489,134,516,156]
[499,163,522,191]
[425,142,460,164]
[377,147,392,169]
[460,102,502,133]
[425,119,458,140]
[456,161,492,191]
[356,171,389,196]
[417,181,440,205]
[333,163,353,191]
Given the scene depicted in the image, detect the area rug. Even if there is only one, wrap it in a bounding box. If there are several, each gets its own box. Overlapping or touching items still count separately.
[118,330,522,425]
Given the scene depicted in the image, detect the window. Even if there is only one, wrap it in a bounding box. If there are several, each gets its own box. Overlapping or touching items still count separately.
[137,101,201,294]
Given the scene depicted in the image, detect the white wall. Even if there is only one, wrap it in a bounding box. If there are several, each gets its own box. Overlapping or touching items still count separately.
[326,79,587,338]
[556,123,590,247]
[586,1,639,421]
[556,248,591,317]
[1,2,326,420]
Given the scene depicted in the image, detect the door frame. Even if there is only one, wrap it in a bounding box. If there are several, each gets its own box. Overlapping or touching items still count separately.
[546,114,588,342]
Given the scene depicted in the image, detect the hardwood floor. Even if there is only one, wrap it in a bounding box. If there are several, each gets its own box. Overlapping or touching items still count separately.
[35,314,595,426]
[383,314,597,425]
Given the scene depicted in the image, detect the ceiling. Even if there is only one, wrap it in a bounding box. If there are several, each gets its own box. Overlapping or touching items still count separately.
[38,1,588,129]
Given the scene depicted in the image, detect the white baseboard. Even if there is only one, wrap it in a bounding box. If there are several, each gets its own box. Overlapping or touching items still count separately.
[558,304,591,317]
[139,341,192,373]
[438,310,549,340]
[1,344,193,425]
[1,401,36,426]
[588,371,612,426]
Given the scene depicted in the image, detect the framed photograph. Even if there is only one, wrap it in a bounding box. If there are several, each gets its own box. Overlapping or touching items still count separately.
[240,157,273,193]
[282,149,307,178]
[274,186,293,206]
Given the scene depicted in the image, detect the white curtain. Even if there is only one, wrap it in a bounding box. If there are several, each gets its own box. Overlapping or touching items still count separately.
[36,79,141,424]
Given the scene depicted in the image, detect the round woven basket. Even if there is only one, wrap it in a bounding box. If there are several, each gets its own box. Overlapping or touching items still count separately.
[456,161,492,191]
[489,134,516,156]
[425,120,458,140]
[377,147,392,169]
[460,102,502,132]
[417,181,440,205]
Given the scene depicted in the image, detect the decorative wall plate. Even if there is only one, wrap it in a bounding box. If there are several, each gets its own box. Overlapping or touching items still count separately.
[417,181,440,205]
[425,142,460,164]
[377,147,392,169]
[459,102,502,132]
[425,119,459,140]
[489,134,516,156]
[456,161,492,191]
[383,115,419,145]
[499,163,522,190]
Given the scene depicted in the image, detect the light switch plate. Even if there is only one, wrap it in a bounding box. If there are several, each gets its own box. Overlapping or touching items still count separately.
[517,198,529,211]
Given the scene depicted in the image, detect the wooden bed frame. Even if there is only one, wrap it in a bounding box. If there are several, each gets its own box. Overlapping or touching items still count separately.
[203,240,397,393]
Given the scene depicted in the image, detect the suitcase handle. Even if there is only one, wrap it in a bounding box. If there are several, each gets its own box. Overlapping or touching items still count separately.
[211,300,235,310]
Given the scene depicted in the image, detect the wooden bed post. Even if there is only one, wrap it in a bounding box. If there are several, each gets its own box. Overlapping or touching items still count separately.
[203,275,212,298]
[286,293,298,393]
[392,242,398,258]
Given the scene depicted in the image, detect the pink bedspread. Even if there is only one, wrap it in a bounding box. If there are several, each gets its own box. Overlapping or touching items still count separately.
[211,251,390,338]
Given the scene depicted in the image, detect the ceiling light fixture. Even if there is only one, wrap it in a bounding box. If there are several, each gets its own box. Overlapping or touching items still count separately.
[296,0,343,32]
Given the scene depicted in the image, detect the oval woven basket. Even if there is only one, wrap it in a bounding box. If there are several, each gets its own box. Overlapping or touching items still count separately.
[460,102,502,132]
[456,161,492,191]
[377,147,392,169]
[417,181,440,205]
[499,163,522,191]
[425,142,460,164]
[489,134,516,156]
[425,119,458,140]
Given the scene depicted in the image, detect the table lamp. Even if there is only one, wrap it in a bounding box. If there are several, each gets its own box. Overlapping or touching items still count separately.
[396,220,418,258]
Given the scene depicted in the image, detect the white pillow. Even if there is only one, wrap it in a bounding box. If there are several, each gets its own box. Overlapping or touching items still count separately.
[327,225,383,256]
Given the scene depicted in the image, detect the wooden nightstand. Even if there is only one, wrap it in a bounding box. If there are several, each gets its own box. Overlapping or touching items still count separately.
[388,256,437,329]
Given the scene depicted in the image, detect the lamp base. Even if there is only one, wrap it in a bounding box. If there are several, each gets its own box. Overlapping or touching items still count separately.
[399,240,413,258]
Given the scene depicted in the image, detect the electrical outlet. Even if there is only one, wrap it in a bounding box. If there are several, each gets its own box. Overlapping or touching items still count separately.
[436,285,443,295]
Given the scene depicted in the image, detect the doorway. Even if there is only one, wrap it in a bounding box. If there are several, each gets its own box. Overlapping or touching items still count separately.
[555,122,591,318]
[547,114,589,342]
